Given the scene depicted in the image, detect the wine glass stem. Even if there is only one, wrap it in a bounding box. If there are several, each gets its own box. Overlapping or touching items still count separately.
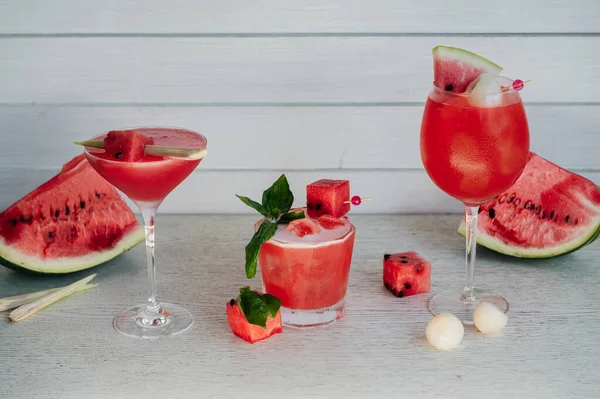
[462,205,479,303]
[140,207,160,312]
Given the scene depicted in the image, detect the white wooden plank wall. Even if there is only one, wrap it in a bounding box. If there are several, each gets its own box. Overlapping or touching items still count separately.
[0,1,598,214]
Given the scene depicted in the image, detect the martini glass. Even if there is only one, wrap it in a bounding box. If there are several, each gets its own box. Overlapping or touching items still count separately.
[420,77,530,323]
[83,127,207,338]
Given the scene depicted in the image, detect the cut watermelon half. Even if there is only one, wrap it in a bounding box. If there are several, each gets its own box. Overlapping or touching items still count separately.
[0,154,144,274]
[458,153,600,258]
[433,45,502,93]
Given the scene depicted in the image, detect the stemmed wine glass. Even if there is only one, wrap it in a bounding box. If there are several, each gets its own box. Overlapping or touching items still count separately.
[420,78,530,323]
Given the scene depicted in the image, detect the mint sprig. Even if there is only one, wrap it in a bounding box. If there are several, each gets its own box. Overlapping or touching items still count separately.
[237,286,281,328]
[236,174,305,279]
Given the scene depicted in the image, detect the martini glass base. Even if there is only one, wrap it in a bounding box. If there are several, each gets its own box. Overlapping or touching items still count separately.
[114,302,193,339]
[428,288,508,324]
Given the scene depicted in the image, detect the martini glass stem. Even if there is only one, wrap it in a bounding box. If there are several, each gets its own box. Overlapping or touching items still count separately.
[461,206,479,303]
[140,206,160,312]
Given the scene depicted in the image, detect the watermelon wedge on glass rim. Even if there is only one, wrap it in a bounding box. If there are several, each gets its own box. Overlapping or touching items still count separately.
[458,153,600,258]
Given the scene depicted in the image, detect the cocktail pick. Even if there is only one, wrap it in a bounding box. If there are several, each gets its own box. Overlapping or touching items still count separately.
[73,140,208,160]
[343,195,372,206]
[501,79,532,93]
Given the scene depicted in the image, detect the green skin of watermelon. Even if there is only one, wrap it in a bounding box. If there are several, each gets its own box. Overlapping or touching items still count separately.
[458,153,600,258]
[0,154,144,274]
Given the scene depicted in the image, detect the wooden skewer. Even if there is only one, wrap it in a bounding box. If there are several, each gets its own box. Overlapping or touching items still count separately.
[9,274,97,322]
[74,140,208,160]
[0,284,97,312]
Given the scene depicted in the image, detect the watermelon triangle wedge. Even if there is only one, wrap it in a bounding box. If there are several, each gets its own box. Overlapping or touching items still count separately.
[433,45,502,93]
[458,153,600,258]
[0,155,144,274]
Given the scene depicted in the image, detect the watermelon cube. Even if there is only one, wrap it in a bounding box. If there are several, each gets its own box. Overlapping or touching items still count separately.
[306,179,350,218]
[103,129,154,162]
[226,299,282,344]
[383,252,431,298]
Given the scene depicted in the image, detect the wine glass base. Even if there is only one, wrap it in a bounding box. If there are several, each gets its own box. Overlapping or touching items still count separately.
[114,302,193,339]
[428,288,509,324]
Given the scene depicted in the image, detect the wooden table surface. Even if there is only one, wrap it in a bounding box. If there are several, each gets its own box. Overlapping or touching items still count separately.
[1,215,598,399]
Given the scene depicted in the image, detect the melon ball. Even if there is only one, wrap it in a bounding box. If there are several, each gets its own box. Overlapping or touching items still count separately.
[425,313,464,350]
[473,302,508,334]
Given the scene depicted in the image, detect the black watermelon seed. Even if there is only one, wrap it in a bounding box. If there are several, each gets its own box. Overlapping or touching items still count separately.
[404,283,412,290]
[384,254,391,260]
[229,299,235,307]
[397,291,404,298]
[391,288,397,296]
[307,203,313,210]
[65,206,70,216]
[19,215,26,223]
[488,208,496,219]
[401,260,408,264]
[384,282,390,290]
[565,215,570,223]
[80,200,86,209]
[507,194,515,203]
[115,152,123,159]
[541,211,546,219]
[315,203,322,211]
[401,255,408,259]
[54,209,60,218]
[95,192,102,199]
[10,219,17,227]
[48,231,54,238]
[444,84,454,91]
[524,200,532,209]
[550,211,555,220]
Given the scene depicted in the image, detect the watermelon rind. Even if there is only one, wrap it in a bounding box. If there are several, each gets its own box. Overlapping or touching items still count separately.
[457,218,600,258]
[0,226,144,274]
[433,45,502,74]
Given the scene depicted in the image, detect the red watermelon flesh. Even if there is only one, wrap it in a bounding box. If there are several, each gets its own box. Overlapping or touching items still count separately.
[459,153,600,257]
[226,299,282,344]
[306,179,351,218]
[432,45,502,93]
[286,218,321,237]
[383,252,431,298]
[0,154,144,274]
[103,129,154,162]
[317,215,346,230]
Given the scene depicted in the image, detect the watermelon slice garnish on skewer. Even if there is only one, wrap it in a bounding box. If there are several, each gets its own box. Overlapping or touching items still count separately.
[432,45,502,93]
[459,153,600,258]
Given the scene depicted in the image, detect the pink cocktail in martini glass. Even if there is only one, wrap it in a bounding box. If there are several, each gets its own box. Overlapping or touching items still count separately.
[82,127,207,339]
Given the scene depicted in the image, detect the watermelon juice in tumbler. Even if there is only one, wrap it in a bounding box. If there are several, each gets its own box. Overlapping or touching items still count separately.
[420,46,530,323]
[237,177,356,328]
[79,127,207,339]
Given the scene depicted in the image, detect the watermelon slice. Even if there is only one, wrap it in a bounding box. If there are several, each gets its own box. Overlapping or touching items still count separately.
[306,179,351,218]
[0,154,144,274]
[227,287,282,344]
[103,129,155,161]
[383,252,431,298]
[433,45,502,93]
[458,153,600,258]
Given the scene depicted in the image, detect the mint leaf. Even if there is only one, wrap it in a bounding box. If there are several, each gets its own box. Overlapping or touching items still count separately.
[263,294,281,319]
[244,221,277,279]
[236,195,267,216]
[277,210,305,224]
[261,174,294,219]
[237,286,281,329]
